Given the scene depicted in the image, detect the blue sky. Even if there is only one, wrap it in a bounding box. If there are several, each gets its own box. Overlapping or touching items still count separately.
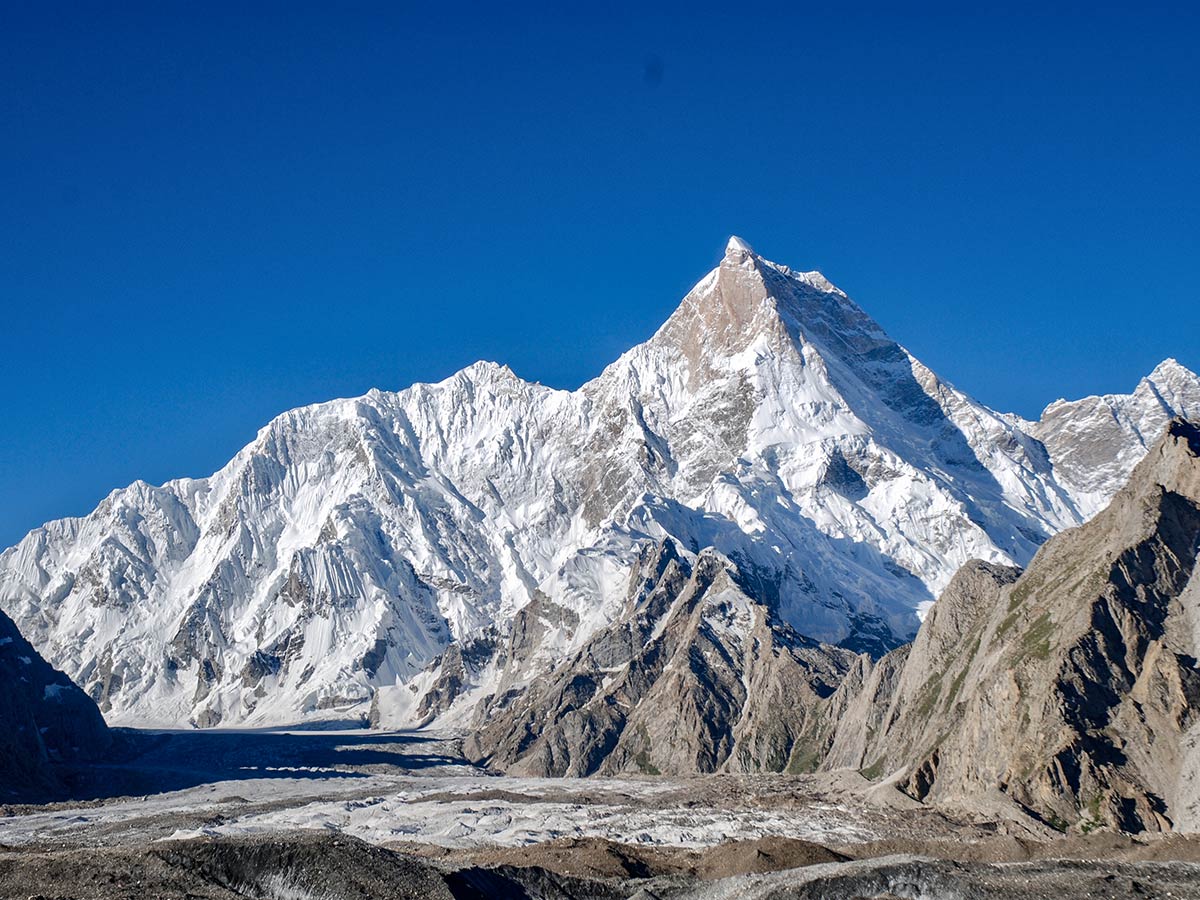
[1,2,1198,547]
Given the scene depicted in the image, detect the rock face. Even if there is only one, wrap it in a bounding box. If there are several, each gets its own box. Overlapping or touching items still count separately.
[0,607,111,800]
[464,540,856,776]
[1,236,1197,728]
[823,419,1200,833]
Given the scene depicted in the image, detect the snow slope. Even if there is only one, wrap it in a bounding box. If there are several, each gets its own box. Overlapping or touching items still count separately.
[1,237,1196,727]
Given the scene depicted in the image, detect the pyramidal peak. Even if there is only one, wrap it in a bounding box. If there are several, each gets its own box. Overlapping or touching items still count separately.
[719,235,842,296]
[724,234,755,261]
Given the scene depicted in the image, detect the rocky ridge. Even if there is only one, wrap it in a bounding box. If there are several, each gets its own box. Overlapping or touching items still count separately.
[464,539,856,776]
[816,418,1200,832]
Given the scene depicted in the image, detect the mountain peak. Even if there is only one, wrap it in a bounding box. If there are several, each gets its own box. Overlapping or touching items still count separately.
[459,359,513,379]
[1148,357,1197,385]
[724,235,755,261]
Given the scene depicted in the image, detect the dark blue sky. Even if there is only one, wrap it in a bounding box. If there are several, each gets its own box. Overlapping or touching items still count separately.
[2,3,1198,547]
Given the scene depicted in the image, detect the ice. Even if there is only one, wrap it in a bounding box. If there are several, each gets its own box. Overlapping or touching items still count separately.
[0,728,879,852]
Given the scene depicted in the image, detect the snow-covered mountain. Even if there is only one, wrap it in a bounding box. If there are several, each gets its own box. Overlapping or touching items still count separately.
[1032,358,1200,517]
[1,237,1197,727]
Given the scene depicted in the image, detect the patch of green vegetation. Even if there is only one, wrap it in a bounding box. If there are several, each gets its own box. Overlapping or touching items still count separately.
[1008,580,1035,611]
[1060,564,1110,602]
[1078,794,1105,834]
[914,673,944,720]
[965,631,983,664]
[632,724,661,775]
[995,609,1021,639]
[860,758,886,781]
[787,745,822,775]
[1045,812,1070,834]
[944,666,968,710]
[1018,612,1055,661]
[943,636,981,711]
[633,748,661,776]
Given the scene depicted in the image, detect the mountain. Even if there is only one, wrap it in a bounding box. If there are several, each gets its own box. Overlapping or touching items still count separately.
[1,237,1197,728]
[463,540,857,776]
[469,418,1200,835]
[0,607,111,800]
[1033,358,1200,517]
[819,419,1200,833]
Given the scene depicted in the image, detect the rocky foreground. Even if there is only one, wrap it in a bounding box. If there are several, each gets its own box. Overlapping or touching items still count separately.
[5,825,1200,898]
[2,727,1200,899]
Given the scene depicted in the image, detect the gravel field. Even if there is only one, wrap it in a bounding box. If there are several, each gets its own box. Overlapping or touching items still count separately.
[3,727,1200,899]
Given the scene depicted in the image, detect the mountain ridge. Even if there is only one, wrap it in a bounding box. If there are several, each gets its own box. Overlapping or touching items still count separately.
[2,238,1198,729]
[468,418,1200,837]
[815,418,1200,832]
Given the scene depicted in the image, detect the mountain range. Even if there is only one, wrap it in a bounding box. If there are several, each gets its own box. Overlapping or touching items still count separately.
[1,237,1197,731]
[462,411,1200,833]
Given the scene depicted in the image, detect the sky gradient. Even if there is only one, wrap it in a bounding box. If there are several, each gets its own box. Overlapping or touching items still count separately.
[2,2,1198,547]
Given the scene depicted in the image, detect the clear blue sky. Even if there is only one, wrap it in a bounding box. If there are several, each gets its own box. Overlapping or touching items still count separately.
[2,3,1198,548]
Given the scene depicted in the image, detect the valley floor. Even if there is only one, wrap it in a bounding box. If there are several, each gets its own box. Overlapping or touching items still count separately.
[3,727,1200,898]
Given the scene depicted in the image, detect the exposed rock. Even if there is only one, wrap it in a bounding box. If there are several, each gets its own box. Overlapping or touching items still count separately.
[465,540,856,776]
[415,633,502,721]
[826,419,1200,833]
[447,419,1200,839]
[0,833,458,900]
[0,608,111,801]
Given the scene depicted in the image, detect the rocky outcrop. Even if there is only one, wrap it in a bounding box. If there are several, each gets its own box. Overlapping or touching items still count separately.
[0,607,111,800]
[818,560,1020,779]
[827,419,1200,833]
[464,540,856,776]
